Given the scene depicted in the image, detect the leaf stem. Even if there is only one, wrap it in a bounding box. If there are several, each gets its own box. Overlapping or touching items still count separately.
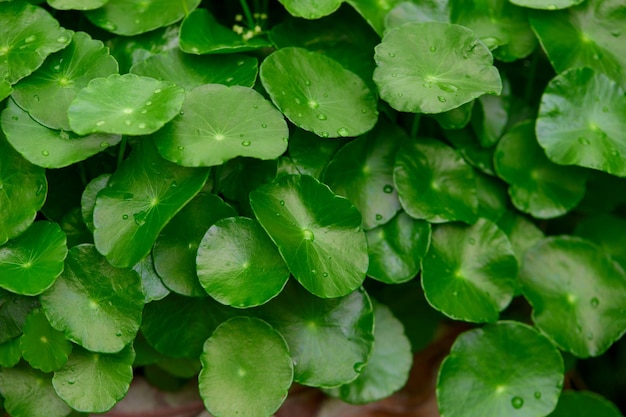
[181,0,189,16]
[239,0,255,29]
[117,136,127,170]
[411,113,421,138]
[523,51,539,105]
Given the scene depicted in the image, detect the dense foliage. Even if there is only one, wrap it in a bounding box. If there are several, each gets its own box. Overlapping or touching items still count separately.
[0,0,625,416]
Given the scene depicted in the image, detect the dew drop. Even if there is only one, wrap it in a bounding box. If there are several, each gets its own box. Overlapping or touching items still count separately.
[611,30,621,37]
[397,92,404,97]
[57,36,67,43]
[124,120,132,126]
[100,142,109,148]
[511,397,524,409]
[322,272,328,277]
[602,106,609,112]
[145,101,152,106]
[241,140,251,146]
[316,113,327,120]
[437,96,447,103]
[122,214,129,220]
[261,123,267,128]
[547,4,557,10]
[177,146,185,151]
[295,98,302,104]
[253,104,259,109]
[438,82,459,93]
[33,95,40,102]
[388,52,395,57]
[586,331,594,340]
[322,93,328,98]
[578,137,590,145]
[115,331,122,337]
[41,150,49,156]
[337,127,349,137]
[468,237,476,245]
[311,269,317,274]
[138,123,146,129]
[25,35,36,43]
[391,73,397,78]
[320,131,329,138]
[590,297,600,308]
[361,108,368,113]
[429,45,436,52]
[153,88,162,94]
[375,214,383,220]
[68,380,75,385]
[383,184,393,193]
[534,392,542,399]
[279,200,285,206]
[297,112,303,117]
[304,80,311,86]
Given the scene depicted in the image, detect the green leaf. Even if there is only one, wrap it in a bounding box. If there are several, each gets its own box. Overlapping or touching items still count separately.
[93,140,209,268]
[422,218,518,323]
[0,78,10,100]
[536,67,626,177]
[530,1,626,85]
[2,100,121,168]
[287,128,348,179]
[19,308,72,372]
[260,47,378,138]
[80,174,110,232]
[52,344,134,413]
[366,212,431,284]
[85,0,200,36]
[106,24,179,73]
[0,221,67,296]
[437,321,564,417]
[346,0,405,35]
[574,213,626,270]
[0,2,71,84]
[475,171,508,223]
[497,210,544,267]
[324,118,403,229]
[510,0,584,9]
[40,245,144,353]
[0,134,47,245]
[520,236,626,358]
[325,301,412,404]
[250,174,368,298]
[0,290,39,344]
[384,1,450,29]
[154,84,288,167]
[0,363,71,417]
[393,138,478,224]
[495,120,588,218]
[197,217,290,308]
[154,193,236,297]
[133,253,170,303]
[68,73,185,136]
[11,31,118,131]
[278,0,342,19]
[548,391,623,417]
[373,22,502,114]
[256,281,374,388]
[430,101,474,130]
[0,337,21,367]
[199,317,293,417]
[179,8,272,54]
[130,49,258,90]
[141,293,233,358]
[470,78,512,147]
[47,0,108,10]
[445,126,497,175]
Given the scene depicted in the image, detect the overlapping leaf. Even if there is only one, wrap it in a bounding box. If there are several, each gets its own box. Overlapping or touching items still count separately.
[19,308,72,372]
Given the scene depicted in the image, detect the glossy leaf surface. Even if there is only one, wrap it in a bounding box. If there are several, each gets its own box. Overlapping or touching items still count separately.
[47,0,108,10]
[278,0,342,19]
[19,308,71,372]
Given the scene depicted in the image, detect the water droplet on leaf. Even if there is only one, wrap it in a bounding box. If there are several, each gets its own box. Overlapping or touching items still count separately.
[41,150,49,156]
[534,392,541,399]
[375,214,383,220]
[383,184,393,193]
[337,127,349,137]
[590,297,600,308]
[437,96,447,103]
[320,131,329,138]
[279,200,285,206]
[122,214,129,220]
[261,123,267,128]
[241,140,251,146]
[511,397,524,409]
[316,113,327,120]
[430,46,436,52]
[578,137,590,145]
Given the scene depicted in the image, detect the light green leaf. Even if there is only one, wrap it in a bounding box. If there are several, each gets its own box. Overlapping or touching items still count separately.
[495,120,587,218]
[0,2,71,84]
[93,140,209,268]
[520,236,626,357]
[2,100,121,168]
[278,0,342,19]
[422,218,518,323]
[85,0,200,36]
[153,193,236,297]
[394,138,478,224]
[438,321,564,417]
[131,49,258,90]
[0,363,71,417]
[366,212,431,284]
[511,0,585,10]
[197,217,290,308]
[179,8,271,54]
[385,1,450,29]
[154,84,288,167]
[256,281,374,388]
[11,31,118,130]
[249,174,368,298]
[0,134,47,245]
[19,308,72,372]
[260,47,378,138]
[0,78,10,100]
[373,22,502,114]
[40,245,144,353]
[52,344,134,413]
[0,221,67,296]
[47,0,108,10]
[80,174,110,232]
[536,67,626,176]
[199,317,293,417]
[324,117,403,229]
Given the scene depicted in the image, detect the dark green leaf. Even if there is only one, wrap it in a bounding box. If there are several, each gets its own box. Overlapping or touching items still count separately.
[430,101,474,130]
[19,308,72,372]
[80,174,110,232]
[47,0,108,10]
[287,128,347,179]
[0,290,39,344]
[548,391,623,417]
[346,0,405,35]
[106,24,179,73]
[574,213,626,270]
[0,78,11,100]
[510,0,584,9]
[0,338,21,367]
[475,171,508,223]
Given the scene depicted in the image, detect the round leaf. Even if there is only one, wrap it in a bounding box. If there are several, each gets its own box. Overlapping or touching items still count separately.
[548,391,623,417]
[11,31,118,130]
[324,117,403,229]
[393,138,478,224]
[180,8,272,55]
[154,84,288,167]
[366,212,431,284]
[197,217,290,308]
[495,120,587,218]
[260,47,378,138]
[80,174,110,232]
[422,218,518,323]
[0,134,47,245]
[373,22,502,114]
[53,344,134,413]
[0,78,10,100]
[437,321,564,417]
[520,236,626,358]
[47,0,108,10]
[130,49,258,90]
[40,244,144,353]
[0,363,71,417]
[278,0,342,19]
[19,308,72,372]
[0,221,67,296]
[326,301,412,404]
[249,174,368,298]
[287,127,348,179]
[0,290,39,344]
[153,193,236,297]
[0,2,71,84]
[199,317,293,417]
[256,281,374,388]
[511,0,584,10]
[346,0,405,35]
[574,213,626,270]
[2,99,121,168]
[133,253,170,303]
[384,1,450,29]
[68,73,185,135]
[93,140,210,268]
[536,67,626,177]
[0,337,21,368]
[85,0,201,36]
